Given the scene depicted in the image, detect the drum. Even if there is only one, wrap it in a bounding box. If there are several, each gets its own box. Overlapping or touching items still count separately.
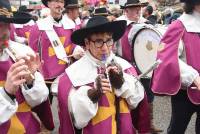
[129,24,167,78]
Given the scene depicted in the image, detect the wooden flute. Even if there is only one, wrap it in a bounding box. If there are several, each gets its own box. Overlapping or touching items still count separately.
[5,47,35,80]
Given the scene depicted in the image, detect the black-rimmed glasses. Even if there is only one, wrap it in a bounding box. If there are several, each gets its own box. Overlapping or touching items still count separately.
[89,38,114,48]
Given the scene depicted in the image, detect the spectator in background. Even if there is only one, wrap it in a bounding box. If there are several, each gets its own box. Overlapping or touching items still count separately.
[143,5,157,25]
[162,8,174,25]
[168,8,184,24]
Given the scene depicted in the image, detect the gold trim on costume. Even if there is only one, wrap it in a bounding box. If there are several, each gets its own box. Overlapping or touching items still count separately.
[0,8,13,18]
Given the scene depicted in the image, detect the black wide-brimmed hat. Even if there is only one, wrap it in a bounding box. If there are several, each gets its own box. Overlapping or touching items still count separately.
[42,0,66,7]
[42,0,50,7]
[18,5,34,12]
[0,0,33,24]
[71,16,127,45]
[93,7,110,17]
[180,0,200,4]
[121,0,148,9]
[65,0,80,9]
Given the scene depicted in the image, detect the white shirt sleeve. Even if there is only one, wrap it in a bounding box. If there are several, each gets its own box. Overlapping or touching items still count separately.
[114,73,144,109]
[68,86,98,129]
[178,41,199,87]
[179,59,199,87]
[21,72,49,107]
[0,87,18,124]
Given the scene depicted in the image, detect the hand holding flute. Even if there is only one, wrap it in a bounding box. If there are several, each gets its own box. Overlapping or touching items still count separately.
[4,47,42,95]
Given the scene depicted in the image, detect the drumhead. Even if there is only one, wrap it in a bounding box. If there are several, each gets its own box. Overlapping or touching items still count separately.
[132,27,165,78]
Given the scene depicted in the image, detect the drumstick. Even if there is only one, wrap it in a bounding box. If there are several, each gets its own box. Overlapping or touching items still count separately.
[65,54,76,58]
[137,59,162,80]
[64,52,85,58]
[191,87,196,89]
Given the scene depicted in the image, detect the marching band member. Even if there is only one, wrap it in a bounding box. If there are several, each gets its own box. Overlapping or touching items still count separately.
[29,0,84,103]
[10,5,35,45]
[56,16,150,134]
[63,0,82,31]
[151,0,200,133]
[0,0,54,133]
[117,0,162,133]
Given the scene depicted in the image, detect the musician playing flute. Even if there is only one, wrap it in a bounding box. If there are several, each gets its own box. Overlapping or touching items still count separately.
[55,16,150,134]
[29,0,84,103]
[0,0,54,133]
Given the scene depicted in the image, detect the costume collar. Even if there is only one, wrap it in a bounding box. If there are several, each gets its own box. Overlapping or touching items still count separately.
[117,15,136,26]
[66,51,132,87]
[85,51,115,67]
[14,20,35,28]
[0,48,9,61]
[62,14,81,29]
[37,15,63,30]
[178,11,200,33]
[49,15,63,26]
[0,40,28,61]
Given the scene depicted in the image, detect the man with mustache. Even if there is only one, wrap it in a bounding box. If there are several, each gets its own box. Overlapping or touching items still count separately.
[29,0,84,103]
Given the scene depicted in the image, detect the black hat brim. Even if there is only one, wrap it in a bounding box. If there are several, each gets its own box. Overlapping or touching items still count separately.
[0,11,32,24]
[121,2,148,9]
[23,9,34,12]
[65,4,80,9]
[42,0,48,7]
[71,20,127,45]
[180,0,200,3]
[93,13,110,17]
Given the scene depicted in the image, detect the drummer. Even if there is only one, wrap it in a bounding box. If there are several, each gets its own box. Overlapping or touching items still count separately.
[116,0,163,133]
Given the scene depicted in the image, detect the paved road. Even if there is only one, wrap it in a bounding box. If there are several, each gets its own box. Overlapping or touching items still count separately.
[51,96,196,134]
[153,96,196,134]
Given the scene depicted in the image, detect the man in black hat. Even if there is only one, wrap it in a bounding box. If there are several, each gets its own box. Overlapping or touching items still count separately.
[93,7,116,21]
[0,0,54,133]
[93,7,110,17]
[29,0,84,103]
[117,0,148,64]
[10,5,35,45]
[63,0,85,60]
[152,0,200,133]
[56,16,150,134]
[62,0,82,31]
